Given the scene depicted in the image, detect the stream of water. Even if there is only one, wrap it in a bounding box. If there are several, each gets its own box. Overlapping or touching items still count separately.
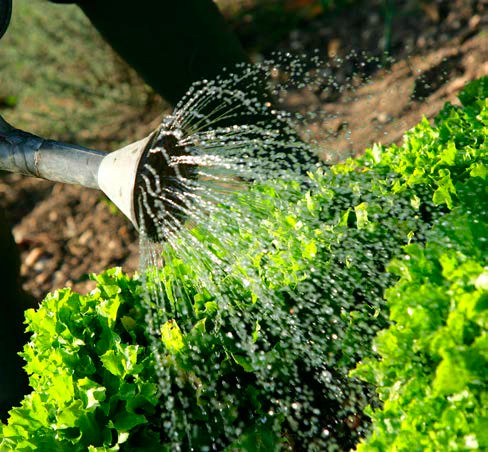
[135,52,448,450]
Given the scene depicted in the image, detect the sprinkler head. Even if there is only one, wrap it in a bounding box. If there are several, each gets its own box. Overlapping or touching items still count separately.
[97,128,195,239]
[132,130,196,240]
[97,132,157,232]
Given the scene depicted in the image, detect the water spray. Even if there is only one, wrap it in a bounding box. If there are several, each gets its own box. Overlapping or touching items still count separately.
[1,51,459,449]
[0,60,326,241]
[1,51,430,242]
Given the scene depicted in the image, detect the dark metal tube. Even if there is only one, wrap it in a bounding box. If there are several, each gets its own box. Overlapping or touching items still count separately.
[0,119,105,189]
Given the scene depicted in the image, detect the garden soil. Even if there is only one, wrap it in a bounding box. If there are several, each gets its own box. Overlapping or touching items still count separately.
[0,0,487,301]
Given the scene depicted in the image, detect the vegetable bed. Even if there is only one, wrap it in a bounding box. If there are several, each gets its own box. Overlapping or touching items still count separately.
[1,77,487,451]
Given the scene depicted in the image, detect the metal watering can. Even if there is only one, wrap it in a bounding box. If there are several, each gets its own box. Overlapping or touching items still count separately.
[0,1,175,233]
[0,114,158,230]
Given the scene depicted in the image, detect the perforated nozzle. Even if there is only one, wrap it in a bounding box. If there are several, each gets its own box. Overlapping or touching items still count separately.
[97,132,157,231]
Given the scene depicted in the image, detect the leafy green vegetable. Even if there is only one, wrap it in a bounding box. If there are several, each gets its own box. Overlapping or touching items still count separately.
[136,77,487,449]
[353,187,488,450]
[1,269,161,451]
[1,76,486,450]
[353,77,488,451]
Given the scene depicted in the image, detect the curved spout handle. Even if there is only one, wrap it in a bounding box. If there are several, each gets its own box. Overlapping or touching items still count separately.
[0,115,106,189]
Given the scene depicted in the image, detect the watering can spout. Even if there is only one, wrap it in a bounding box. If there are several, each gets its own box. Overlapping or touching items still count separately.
[0,115,105,189]
[97,133,155,229]
[0,114,155,231]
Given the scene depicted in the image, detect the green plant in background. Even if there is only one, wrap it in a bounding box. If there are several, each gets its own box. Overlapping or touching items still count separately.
[0,77,486,450]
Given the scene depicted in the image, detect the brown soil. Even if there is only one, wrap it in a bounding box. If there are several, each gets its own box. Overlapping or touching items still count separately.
[307,34,488,161]
[0,1,487,301]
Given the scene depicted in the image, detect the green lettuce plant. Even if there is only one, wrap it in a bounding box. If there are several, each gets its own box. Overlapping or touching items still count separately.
[1,77,486,450]
[353,182,488,451]
[352,76,488,451]
[1,269,161,451]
